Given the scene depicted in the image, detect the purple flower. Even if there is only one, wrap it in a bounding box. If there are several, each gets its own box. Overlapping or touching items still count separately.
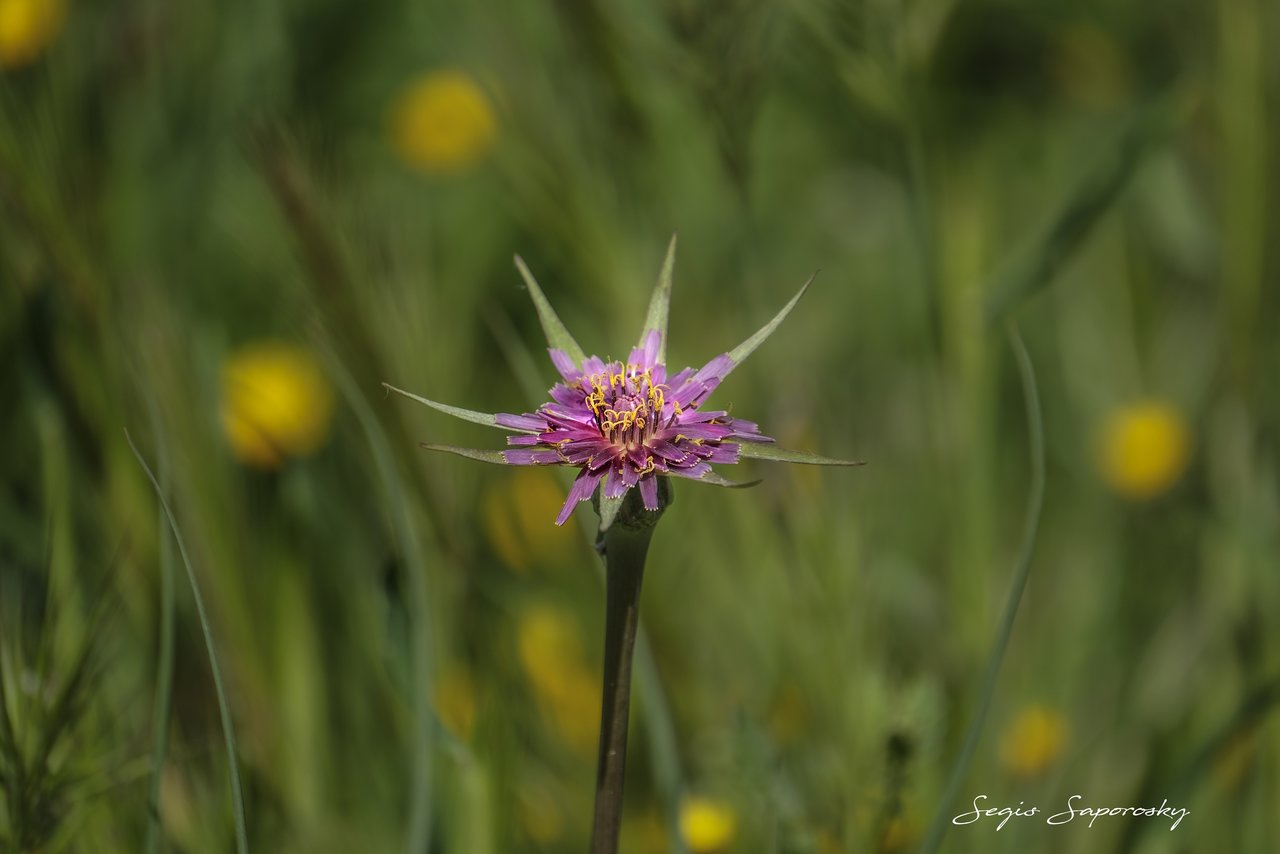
[497,329,772,523]
[387,238,862,529]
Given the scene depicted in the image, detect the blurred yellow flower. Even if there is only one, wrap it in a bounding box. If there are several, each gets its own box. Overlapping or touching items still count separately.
[389,69,496,174]
[679,795,738,853]
[517,604,598,752]
[999,705,1067,779]
[1096,401,1190,500]
[0,0,64,69]
[484,468,576,573]
[220,342,335,470]
[433,664,476,740]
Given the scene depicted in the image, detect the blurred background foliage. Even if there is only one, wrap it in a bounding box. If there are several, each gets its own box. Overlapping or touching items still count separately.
[1,0,1277,851]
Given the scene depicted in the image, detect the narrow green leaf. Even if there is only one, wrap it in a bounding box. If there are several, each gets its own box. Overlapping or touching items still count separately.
[983,90,1185,322]
[687,471,762,489]
[726,273,816,368]
[383,382,534,432]
[514,255,588,366]
[125,430,248,854]
[736,442,865,466]
[143,405,175,854]
[639,234,678,362]
[919,323,1045,853]
[329,354,437,850]
[419,443,512,465]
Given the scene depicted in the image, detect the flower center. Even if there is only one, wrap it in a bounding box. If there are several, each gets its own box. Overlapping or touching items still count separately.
[581,363,670,448]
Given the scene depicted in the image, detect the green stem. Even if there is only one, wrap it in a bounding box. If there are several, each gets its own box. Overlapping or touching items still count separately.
[590,486,668,853]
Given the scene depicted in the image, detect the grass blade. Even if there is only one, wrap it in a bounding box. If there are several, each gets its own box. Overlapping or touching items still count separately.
[143,420,176,854]
[327,354,437,854]
[125,430,249,854]
[983,91,1186,322]
[919,323,1045,854]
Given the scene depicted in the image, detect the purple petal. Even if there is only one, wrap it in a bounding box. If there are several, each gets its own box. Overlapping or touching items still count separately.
[549,349,579,381]
[693,353,734,383]
[563,439,614,464]
[667,367,694,387]
[550,383,584,406]
[627,330,663,371]
[496,413,546,431]
[669,353,735,407]
[542,404,596,427]
[667,461,712,479]
[603,466,630,499]
[664,422,733,441]
[502,449,564,465]
[678,409,728,424]
[642,330,662,368]
[639,474,659,510]
[556,469,605,525]
[587,448,622,471]
[647,439,689,462]
[705,443,741,464]
[670,380,713,409]
[506,434,542,446]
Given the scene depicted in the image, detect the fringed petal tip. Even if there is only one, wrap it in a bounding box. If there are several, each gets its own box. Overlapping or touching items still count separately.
[555,469,605,525]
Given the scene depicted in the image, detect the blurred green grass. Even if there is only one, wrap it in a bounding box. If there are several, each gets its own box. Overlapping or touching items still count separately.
[2,0,1278,851]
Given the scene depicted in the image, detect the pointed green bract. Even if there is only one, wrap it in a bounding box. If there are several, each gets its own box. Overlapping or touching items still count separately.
[514,255,588,367]
[690,471,762,488]
[726,273,816,368]
[384,383,535,433]
[420,443,511,465]
[638,233,678,363]
[736,442,864,466]
[597,494,625,532]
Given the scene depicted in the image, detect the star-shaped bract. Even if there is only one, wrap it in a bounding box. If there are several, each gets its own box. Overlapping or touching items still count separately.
[386,237,862,529]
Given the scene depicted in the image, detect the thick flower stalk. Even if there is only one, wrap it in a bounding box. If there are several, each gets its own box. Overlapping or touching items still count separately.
[386,237,861,853]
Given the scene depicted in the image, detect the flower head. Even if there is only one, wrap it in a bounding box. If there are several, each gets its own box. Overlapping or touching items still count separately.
[387,237,861,530]
[494,327,773,524]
